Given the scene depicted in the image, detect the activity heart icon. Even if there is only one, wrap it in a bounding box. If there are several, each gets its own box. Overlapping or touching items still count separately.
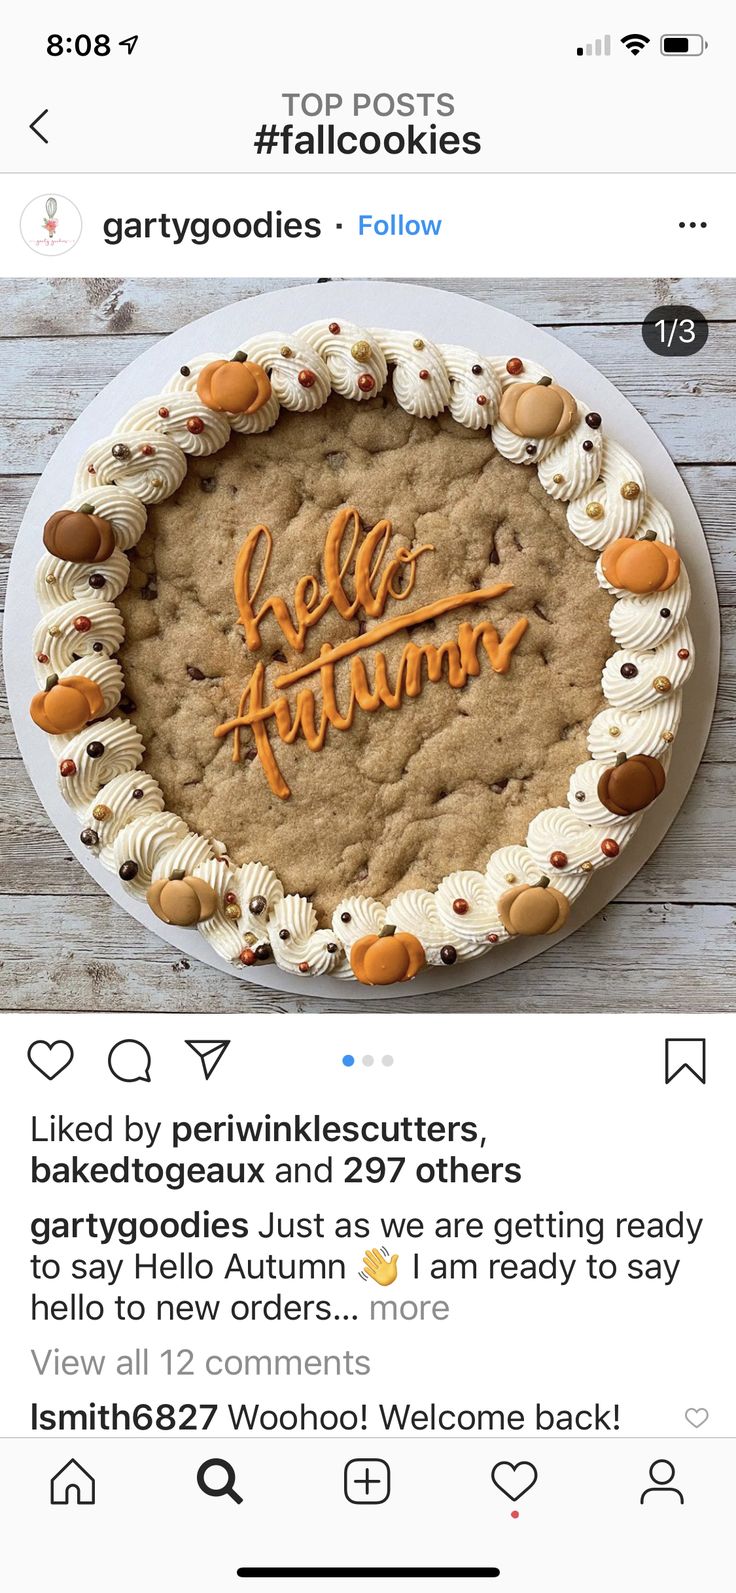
[685,1408,709,1428]
[27,1039,74,1080]
[491,1461,538,1501]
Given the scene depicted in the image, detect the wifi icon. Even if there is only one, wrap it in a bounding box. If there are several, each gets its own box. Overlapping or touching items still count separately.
[621,33,650,55]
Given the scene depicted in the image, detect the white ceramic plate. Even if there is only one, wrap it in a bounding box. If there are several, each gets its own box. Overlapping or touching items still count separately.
[4,280,720,998]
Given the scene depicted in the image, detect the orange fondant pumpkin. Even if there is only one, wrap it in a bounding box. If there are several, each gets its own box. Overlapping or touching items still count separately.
[600,534,681,594]
[350,925,426,985]
[597,753,666,817]
[30,674,105,735]
[43,507,116,563]
[196,357,272,415]
[498,877,570,937]
[146,872,218,927]
[498,378,577,440]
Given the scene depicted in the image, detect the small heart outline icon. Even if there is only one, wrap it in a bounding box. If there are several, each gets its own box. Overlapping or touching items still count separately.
[27,1040,74,1080]
[685,1408,709,1428]
[491,1461,538,1501]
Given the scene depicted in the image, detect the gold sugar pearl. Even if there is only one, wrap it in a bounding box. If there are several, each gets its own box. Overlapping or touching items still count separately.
[608,726,622,738]
[351,340,371,362]
[586,502,605,520]
[224,902,241,921]
[621,481,641,500]
[413,338,425,351]
[553,473,564,485]
[280,345,293,359]
[653,676,672,694]
[581,861,594,873]
[661,730,674,743]
[505,873,517,884]
[92,803,112,821]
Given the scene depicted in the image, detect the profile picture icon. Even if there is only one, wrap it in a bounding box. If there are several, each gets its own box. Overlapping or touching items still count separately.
[640,1458,685,1505]
[20,193,82,256]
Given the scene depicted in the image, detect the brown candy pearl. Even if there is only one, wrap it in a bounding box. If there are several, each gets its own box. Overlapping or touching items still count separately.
[59,759,77,777]
[476,394,488,406]
[678,648,690,660]
[328,322,341,334]
[506,358,523,375]
[340,911,352,924]
[418,369,430,380]
[240,947,257,966]
[37,653,49,664]
[620,663,638,678]
[249,895,267,916]
[298,961,310,974]
[80,828,98,847]
[358,373,375,392]
[550,851,568,869]
[582,439,594,451]
[585,412,602,428]
[73,616,92,633]
[601,838,620,858]
[255,943,271,961]
[440,945,458,965]
[298,369,316,388]
[86,741,104,758]
[472,363,483,376]
[187,415,205,434]
[119,860,138,881]
[111,443,131,460]
[453,898,469,915]
[158,407,170,418]
[140,444,156,457]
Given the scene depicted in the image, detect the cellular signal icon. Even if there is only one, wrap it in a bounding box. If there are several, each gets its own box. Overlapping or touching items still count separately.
[621,33,650,55]
[577,35,611,56]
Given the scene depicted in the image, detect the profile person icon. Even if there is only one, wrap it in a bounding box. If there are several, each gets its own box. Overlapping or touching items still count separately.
[640,1459,684,1505]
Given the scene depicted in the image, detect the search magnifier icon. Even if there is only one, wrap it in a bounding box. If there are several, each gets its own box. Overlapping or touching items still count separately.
[197,1458,243,1505]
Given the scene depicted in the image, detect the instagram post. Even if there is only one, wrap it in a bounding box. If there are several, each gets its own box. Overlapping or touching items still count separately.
[0,6,734,1590]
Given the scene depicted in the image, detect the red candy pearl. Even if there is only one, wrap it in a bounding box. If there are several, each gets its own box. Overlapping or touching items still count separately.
[298,961,310,973]
[328,321,341,334]
[487,933,499,943]
[158,406,170,418]
[601,838,620,858]
[59,759,77,777]
[298,370,316,388]
[506,357,524,375]
[550,851,568,869]
[187,415,205,434]
[225,891,238,905]
[73,616,92,633]
[37,653,49,664]
[87,464,96,473]
[476,394,488,406]
[239,947,257,966]
[358,373,375,392]
[678,648,690,660]
[453,898,469,915]
[418,368,430,380]
[140,443,156,456]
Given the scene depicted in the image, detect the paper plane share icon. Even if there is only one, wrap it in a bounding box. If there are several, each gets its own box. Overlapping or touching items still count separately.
[184,1039,231,1079]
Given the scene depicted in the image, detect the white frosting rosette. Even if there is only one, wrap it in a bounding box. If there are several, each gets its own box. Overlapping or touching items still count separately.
[28,322,695,981]
[118,392,231,457]
[297,321,388,401]
[74,433,187,503]
[36,546,130,611]
[63,486,147,551]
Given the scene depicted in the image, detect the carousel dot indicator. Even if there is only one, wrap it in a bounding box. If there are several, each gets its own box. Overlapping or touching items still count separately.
[342,1054,355,1068]
[362,1054,375,1067]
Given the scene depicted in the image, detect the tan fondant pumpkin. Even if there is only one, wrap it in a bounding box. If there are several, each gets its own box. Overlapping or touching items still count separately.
[498,378,577,440]
[43,507,116,563]
[30,674,105,735]
[350,925,426,985]
[498,876,570,937]
[597,753,666,817]
[146,871,218,927]
[600,534,681,594]
[196,357,272,415]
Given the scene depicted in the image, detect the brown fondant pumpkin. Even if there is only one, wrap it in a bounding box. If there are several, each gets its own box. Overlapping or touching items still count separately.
[196,357,272,415]
[498,877,570,937]
[350,925,426,985]
[146,871,218,927]
[600,534,681,594]
[498,379,577,440]
[596,753,666,817]
[43,507,116,563]
[30,674,105,735]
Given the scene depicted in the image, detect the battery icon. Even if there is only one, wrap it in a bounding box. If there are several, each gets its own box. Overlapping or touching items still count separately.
[660,34,707,55]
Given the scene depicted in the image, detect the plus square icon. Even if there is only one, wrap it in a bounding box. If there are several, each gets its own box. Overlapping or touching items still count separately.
[344,1458,391,1505]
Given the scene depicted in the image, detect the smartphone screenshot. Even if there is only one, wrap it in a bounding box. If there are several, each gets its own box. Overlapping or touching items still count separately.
[0,7,733,1590]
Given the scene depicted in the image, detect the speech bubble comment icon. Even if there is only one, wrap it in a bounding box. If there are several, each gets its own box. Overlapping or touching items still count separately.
[107,1039,152,1083]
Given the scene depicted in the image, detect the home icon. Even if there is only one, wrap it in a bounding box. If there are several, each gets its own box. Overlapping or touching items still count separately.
[50,1458,96,1505]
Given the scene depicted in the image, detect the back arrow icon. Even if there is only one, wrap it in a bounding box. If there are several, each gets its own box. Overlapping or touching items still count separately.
[30,110,49,144]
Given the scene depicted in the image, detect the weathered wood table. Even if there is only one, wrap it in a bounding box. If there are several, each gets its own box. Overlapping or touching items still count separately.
[1,277,733,1012]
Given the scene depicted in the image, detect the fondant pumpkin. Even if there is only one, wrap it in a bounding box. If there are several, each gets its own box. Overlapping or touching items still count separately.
[30,674,105,735]
[498,877,570,937]
[600,533,681,594]
[146,871,218,927]
[350,924,426,985]
[43,507,116,563]
[498,379,577,440]
[196,356,272,415]
[597,753,666,817]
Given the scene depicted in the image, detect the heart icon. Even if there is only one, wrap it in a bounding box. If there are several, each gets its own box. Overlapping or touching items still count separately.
[491,1461,538,1502]
[27,1040,74,1080]
[685,1408,709,1428]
